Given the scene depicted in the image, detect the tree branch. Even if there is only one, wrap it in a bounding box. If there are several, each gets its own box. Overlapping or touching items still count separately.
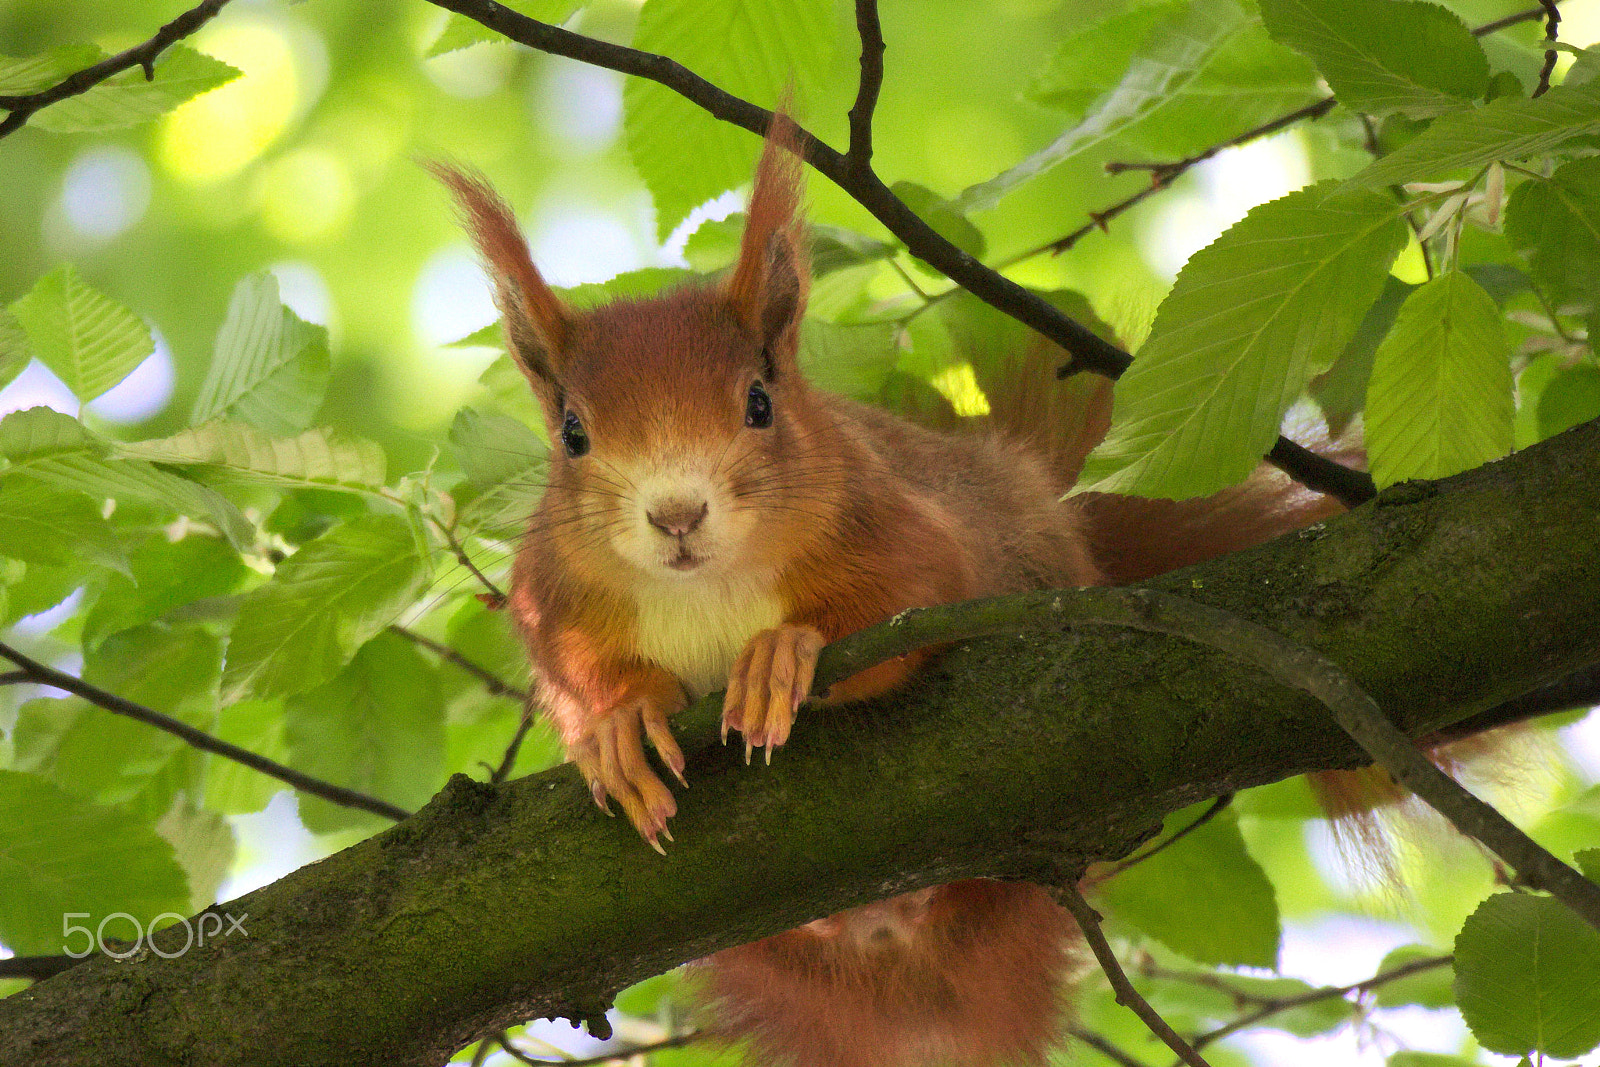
[845,0,885,174]
[5,419,1598,1066]
[0,641,410,823]
[1534,0,1562,97]
[0,0,235,139]
[387,624,528,702]
[0,956,82,982]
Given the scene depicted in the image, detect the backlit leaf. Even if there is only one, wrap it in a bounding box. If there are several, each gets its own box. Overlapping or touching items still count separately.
[8,264,152,401]
[119,422,387,492]
[29,46,240,133]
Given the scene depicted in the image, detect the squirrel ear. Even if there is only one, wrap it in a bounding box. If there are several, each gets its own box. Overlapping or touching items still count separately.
[727,112,809,377]
[429,163,569,404]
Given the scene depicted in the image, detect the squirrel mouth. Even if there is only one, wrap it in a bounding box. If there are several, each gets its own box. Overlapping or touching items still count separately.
[666,550,703,572]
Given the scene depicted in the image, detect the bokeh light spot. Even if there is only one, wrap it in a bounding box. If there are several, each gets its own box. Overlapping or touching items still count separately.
[157,21,301,183]
[59,147,152,241]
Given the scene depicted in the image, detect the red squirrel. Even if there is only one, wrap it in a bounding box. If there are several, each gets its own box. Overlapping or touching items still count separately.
[434,118,1364,1067]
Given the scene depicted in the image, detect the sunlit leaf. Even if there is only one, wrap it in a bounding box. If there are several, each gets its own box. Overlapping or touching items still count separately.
[427,0,587,56]
[0,45,104,94]
[29,45,240,133]
[624,0,838,238]
[1259,0,1487,118]
[82,535,248,651]
[0,478,128,577]
[118,422,387,492]
[190,273,332,436]
[1348,81,1600,189]
[223,513,433,702]
[156,798,237,912]
[891,182,985,260]
[1078,183,1406,499]
[1372,944,1455,1009]
[0,770,189,955]
[8,264,152,402]
[0,309,29,392]
[449,407,545,488]
[1454,892,1600,1059]
[1366,271,1512,487]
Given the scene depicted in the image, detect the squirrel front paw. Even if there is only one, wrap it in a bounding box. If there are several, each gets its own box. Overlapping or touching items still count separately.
[723,624,825,764]
[571,692,686,853]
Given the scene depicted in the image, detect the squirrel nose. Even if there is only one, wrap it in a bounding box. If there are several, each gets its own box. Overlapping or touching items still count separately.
[646,499,708,537]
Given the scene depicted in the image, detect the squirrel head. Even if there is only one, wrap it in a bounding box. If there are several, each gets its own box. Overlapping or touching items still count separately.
[433,116,822,585]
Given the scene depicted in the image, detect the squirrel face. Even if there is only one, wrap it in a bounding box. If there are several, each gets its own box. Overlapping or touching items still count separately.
[544,295,799,584]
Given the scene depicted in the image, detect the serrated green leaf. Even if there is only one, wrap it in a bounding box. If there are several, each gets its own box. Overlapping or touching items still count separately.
[1372,944,1455,1009]
[1099,807,1280,967]
[1569,45,1600,87]
[1028,1,1318,158]
[82,535,247,651]
[118,422,386,492]
[285,632,445,831]
[623,0,837,239]
[1348,81,1600,189]
[223,513,433,701]
[1367,271,1512,487]
[191,273,332,435]
[29,45,240,133]
[427,0,587,56]
[0,309,29,392]
[0,769,190,955]
[0,45,104,94]
[12,625,220,812]
[0,407,253,549]
[1454,892,1600,1058]
[1504,156,1600,312]
[203,699,289,815]
[1079,183,1406,499]
[449,407,545,488]
[155,799,236,912]
[0,478,128,576]
[1259,0,1487,118]
[958,0,1255,213]
[1310,275,1413,436]
[8,264,152,401]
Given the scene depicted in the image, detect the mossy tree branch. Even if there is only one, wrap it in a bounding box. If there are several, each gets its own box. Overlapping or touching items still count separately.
[4,419,1600,1067]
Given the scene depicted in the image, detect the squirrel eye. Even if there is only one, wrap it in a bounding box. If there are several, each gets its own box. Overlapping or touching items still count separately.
[561,410,590,457]
[745,381,773,429]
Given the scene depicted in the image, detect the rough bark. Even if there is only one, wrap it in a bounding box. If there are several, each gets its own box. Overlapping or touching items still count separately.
[4,419,1599,1067]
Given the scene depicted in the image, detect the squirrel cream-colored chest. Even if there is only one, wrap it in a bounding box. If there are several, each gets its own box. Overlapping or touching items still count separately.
[632,575,785,698]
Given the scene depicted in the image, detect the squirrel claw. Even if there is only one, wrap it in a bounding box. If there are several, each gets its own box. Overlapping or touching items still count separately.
[725,624,825,762]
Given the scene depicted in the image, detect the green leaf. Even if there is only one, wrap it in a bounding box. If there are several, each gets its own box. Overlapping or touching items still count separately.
[0,45,104,94]
[7,264,153,401]
[1258,0,1487,118]
[0,561,80,627]
[426,0,587,56]
[1099,807,1280,968]
[1387,1054,1479,1067]
[82,535,248,651]
[1576,848,1600,883]
[1372,944,1455,1008]
[284,632,445,831]
[191,273,332,435]
[1569,45,1600,88]
[118,422,387,492]
[890,182,986,261]
[1454,892,1600,1058]
[1028,1,1318,158]
[623,0,838,239]
[1078,183,1407,499]
[0,407,254,549]
[203,699,289,815]
[12,625,220,812]
[1504,156,1600,312]
[1348,81,1600,189]
[1310,275,1413,436]
[155,799,236,912]
[0,478,129,577]
[1537,365,1600,441]
[0,770,190,955]
[799,320,898,402]
[448,407,545,488]
[28,45,240,133]
[0,309,29,392]
[1366,271,1512,488]
[958,0,1255,213]
[223,513,433,701]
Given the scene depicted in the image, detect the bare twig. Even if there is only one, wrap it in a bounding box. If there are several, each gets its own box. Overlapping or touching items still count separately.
[845,0,885,174]
[1097,794,1233,880]
[0,0,234,139]
[1058,883,1215,1067]
[0,640,410,823]
[1535,0,1562,96]
[497,1031,703,1066]
[0,670,29,685]
[488,710,537,784]
[388,623,527,701]
[1266,436,1376,509]
[1476,3,1563,36]
[1068,1026,1149,1067]
[430,516,508,606]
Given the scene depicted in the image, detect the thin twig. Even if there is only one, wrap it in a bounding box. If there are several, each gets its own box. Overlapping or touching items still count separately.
[0,955,83,981]
[1098,794,1233,880]
[1265,436,1376,509]
[1476,2,1563,36]
[489,711,537,784]
[1189,954,1452,1052]
[0,640,410,823]
[1058,883,1215,1067]
[0,0,235,139]
[430,515,508,606]
[388,623,527,701]
[0,670,29,685]
[1535,0,1562,96]
[498,1031,703,1066]
[1068,1026,1150,1067]
[845,0,885,174]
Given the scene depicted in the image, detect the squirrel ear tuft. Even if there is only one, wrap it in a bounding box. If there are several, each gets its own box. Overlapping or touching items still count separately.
[727,111,809,376]
[428,162,569,402]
